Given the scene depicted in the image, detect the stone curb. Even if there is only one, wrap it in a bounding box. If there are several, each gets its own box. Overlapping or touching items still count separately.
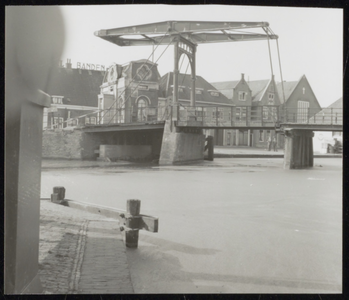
[39,200,134,294]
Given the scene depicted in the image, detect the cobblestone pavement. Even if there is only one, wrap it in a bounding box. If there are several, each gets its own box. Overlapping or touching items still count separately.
[39,200,134,294]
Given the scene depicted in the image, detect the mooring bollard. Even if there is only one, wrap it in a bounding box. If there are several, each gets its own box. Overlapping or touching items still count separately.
[120,199,158,248]
[125,199,141,248]
[51,186,65,203]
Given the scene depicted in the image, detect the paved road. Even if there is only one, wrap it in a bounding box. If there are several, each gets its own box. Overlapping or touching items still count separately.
[41,157,342,293]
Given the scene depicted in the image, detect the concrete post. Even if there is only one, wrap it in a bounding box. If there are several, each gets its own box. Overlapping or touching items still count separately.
[283,129,314,169]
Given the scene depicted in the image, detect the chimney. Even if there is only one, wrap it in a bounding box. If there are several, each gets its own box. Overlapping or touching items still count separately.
[66,58,72,69]
[241,73,245,80]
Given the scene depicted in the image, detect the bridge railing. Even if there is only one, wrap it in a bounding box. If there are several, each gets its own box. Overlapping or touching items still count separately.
[280,107,342,125]
[177,105,343,127]
[96,105,342,127]
[97,106,169,125]
[177,105,280,127]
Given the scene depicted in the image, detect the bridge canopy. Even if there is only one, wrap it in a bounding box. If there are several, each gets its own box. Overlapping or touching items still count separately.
[94,20,278,47]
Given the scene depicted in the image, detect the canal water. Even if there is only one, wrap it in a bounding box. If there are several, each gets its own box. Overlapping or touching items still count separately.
[41,158,342,293]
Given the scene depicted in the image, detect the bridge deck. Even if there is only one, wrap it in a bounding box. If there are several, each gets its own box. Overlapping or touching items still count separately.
[82,121,165,133]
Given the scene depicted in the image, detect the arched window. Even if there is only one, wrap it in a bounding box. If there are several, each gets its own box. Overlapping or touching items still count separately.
[137,98,148,122]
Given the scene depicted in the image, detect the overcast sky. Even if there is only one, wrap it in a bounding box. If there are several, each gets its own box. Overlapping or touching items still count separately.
[58,5,342,107]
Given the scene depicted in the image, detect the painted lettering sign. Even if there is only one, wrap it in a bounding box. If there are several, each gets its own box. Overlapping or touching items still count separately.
[77,62,106,71]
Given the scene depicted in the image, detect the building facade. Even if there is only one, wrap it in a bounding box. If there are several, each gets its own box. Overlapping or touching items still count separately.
[43,59,105,129]
[211,74,322,149]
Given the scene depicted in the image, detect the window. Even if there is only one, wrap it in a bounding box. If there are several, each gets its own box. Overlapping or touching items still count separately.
[90,117,97,125]
[332,132,342,137]
[297,100,309,123]
[52,96,63,104]
[53,117,64,129]
[263,107,269,120]
[212,111,223,119]
[67,118,78,127]
[259,130,264,142]
[268,93,274,105]
[195,89,203,95]
[238,91,246,101]
[210,91,220,97]
[236,107,247,121]
[137,98,148,122]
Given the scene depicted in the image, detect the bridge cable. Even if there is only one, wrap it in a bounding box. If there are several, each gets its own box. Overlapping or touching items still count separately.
[107,38,173,124]
[99,30,171,124]
[61,29,170,127]
[264,27,274,77]
[106,36,173,124]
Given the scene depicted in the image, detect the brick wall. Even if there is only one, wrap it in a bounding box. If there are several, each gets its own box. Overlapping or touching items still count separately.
[42,129,85,159]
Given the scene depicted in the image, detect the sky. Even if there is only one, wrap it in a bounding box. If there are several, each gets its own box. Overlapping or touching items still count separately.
[57,5,343,107]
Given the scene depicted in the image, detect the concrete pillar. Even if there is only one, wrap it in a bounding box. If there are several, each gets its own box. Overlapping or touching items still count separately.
[159,120,205,165]
[284,129,314,169]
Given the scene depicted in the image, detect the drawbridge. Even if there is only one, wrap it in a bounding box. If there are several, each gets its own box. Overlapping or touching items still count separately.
[79,20,342,168]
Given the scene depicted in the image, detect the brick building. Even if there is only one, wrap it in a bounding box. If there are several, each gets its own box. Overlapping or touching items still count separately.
[211,74,322,149]
[43,59,105,129]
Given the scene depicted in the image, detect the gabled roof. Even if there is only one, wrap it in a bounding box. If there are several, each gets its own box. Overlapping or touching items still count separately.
[249,80,271,102]
[327,97,342,109]
[211,79,270,101]
[210,81,239,99]
[45,67,105,107]
[276,80,298,104]
[160,72,232,105]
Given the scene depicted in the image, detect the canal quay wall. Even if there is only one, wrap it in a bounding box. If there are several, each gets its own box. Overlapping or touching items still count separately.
[42,129,100,160]
[42,128,162,162]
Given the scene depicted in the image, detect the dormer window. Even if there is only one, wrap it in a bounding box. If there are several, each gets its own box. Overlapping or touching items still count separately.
[195,88,203,95]
[52,96,63,104]
[238,91,246,101]
[208,90,220,97]
[268,93,274,105]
